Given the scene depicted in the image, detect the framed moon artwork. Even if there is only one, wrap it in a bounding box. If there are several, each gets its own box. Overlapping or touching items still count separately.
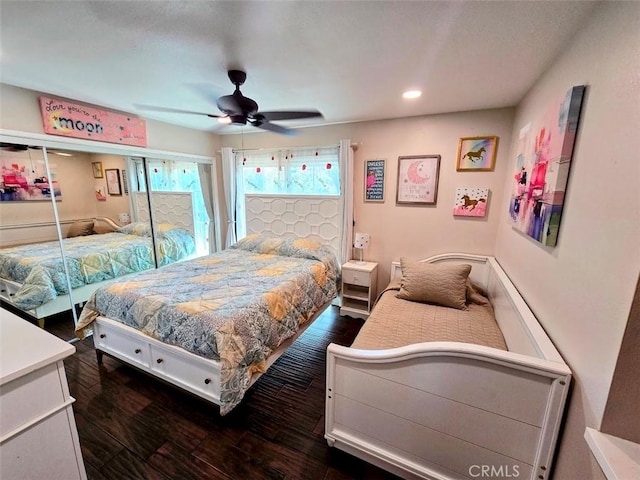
[396,155,441,205]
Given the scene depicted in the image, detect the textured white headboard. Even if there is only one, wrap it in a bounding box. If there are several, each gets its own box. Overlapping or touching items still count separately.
[245,194,340,257]
[132,191,195,237]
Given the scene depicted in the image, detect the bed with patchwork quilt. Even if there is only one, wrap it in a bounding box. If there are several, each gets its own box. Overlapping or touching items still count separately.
[0,222,195,319]
[76,233,340,415]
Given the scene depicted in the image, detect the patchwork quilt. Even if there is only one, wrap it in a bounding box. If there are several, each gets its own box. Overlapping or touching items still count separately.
[76,234,339,415]
[0,223,194,310]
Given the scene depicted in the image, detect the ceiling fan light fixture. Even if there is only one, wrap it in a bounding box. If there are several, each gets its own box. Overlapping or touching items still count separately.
[218,116,232,124]
[403,90,422,99]
[229,115,247,125]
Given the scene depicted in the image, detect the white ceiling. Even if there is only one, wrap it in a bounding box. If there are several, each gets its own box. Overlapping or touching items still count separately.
[0,1,597,135]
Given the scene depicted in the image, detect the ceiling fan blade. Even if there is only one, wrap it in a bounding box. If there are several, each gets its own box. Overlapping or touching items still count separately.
[250,120,298,136]
[133,104,221,118]
[256,110,323,121]
[0,142,38,151]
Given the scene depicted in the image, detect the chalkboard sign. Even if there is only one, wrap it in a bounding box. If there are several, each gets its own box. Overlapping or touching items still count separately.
[364,159,385,202]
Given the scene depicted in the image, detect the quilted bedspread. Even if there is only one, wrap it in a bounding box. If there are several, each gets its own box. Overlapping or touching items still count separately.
[76,234,339,415]
[0,223,194,310]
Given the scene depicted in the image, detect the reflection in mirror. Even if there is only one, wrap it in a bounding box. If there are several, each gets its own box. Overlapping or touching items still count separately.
[0,142,76,337]
[0,144,216,341]
[57,151,161,331]
[131,157,212,262]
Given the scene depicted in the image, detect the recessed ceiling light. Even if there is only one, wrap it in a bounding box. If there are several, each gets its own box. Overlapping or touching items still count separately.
[403,90,422,99]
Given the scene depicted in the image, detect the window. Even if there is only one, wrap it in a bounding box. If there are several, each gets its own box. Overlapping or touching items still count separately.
[235,146,340,240]
[238,146,340,196]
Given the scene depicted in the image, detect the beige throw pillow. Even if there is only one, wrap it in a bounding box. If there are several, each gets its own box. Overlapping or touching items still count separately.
[397,258,472,310]
[67,220,94,238]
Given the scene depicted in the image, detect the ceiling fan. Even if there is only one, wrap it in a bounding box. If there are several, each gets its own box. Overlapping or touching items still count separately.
[136,70,323,136]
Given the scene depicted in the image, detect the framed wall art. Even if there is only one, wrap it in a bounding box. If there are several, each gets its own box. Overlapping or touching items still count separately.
[105,168,122,196]
[364,159,385,202]
[0,155,62,202]
[92,161,103,178]
[456,136,498,171]
[508,85,585,247]
[453,187,489,217]
[396,155,440,205]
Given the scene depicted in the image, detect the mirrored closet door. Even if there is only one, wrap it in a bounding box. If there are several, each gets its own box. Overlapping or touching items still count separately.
[0,142,76,334]
[0,139,217,338]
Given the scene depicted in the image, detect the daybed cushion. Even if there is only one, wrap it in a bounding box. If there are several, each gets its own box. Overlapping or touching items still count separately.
[397,258,471,310]
[353,278,507,351]
[67,220,94,237]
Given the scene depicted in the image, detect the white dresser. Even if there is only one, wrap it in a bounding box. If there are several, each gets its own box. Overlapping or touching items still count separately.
[0,309,87,480]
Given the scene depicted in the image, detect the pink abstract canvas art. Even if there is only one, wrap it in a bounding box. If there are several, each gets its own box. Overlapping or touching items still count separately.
[508,86,585,247]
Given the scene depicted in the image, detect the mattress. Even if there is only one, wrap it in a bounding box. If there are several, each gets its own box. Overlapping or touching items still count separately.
[351,278,507,351]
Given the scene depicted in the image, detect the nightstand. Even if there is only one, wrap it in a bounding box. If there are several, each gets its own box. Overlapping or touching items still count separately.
[340,261,378,320]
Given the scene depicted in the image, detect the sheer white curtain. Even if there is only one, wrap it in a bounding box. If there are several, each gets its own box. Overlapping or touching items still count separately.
[339,139,354,264]
[197,163,215,253]
[221,147,237,247]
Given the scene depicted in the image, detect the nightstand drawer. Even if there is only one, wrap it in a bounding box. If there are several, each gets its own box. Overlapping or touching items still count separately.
[342,269,370,287]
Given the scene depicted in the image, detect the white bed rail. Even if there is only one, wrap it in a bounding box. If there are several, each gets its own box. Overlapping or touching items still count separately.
[326,253,571,480]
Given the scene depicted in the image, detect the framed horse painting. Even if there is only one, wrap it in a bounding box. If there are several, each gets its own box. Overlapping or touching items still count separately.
[456,136,498,171]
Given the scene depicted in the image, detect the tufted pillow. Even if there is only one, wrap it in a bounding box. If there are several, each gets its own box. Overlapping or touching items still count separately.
[396,258,472,310]
[67,220,94,238]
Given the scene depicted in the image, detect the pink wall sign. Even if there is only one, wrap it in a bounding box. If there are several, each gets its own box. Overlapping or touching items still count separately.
[39,96,147,147]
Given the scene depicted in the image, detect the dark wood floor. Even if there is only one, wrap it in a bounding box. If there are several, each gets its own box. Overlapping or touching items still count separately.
[43,307,401,480]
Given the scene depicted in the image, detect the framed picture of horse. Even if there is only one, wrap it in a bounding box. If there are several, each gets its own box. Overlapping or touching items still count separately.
[453,187,489,217]
[456,136,498,171]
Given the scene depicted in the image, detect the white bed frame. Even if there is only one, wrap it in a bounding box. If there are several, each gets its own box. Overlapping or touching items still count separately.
[0,193,195,325]
[92,299,333,410]
[325,253,572,480]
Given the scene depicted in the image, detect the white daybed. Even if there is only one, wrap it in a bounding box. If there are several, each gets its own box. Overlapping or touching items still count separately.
[325,253,572,480]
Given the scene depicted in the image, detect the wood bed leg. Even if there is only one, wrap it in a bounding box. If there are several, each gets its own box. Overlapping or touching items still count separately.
[38,318,45,329]
[96,350,104,364]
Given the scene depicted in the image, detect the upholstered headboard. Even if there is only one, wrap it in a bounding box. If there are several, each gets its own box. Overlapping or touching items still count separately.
[244,194,341,257]
[132,191,195,237]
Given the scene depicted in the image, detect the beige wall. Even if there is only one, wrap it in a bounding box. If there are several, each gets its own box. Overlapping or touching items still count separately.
[221,108,514,283]
[0,150,131,245]
[89,153,130,221]
[494,2,640,478]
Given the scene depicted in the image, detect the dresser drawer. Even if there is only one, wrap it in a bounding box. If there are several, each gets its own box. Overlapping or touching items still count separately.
[94,320,150,369]
[342,268,370,287]
[0,362,68,439]
[1,405,85,480]
[150,344,220,403]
